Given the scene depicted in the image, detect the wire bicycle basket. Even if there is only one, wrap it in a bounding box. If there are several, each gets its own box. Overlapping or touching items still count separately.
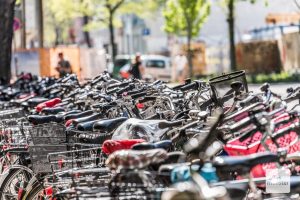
[28,123,68,174]
[209,70,248,107]
[0,108,25,120]
[48,146,105,173]
[66,128,112,146]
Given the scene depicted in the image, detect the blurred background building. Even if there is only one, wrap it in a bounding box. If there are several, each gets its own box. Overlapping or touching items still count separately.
[11,0,300,80]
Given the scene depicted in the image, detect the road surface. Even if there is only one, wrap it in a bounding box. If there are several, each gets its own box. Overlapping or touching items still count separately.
[248,83,300,97]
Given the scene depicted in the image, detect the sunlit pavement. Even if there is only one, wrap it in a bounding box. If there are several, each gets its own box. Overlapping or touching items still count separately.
[169,82,300,97]
[248,83,300,97]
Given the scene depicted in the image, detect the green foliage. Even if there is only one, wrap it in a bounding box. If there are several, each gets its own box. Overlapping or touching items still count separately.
[43,0,163,46]
[163,0,210,37]
[44,0,77,45]
[246,72,300,84]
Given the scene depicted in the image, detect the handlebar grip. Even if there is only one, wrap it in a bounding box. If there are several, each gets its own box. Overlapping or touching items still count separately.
[127,88,145,96]
[119,81,131,88]
[107,81,131,91]
[101,101,118,110]
[95,94,112,102]
[91,76,104,85]
[116,84,134,95]
[152,80,163,85]
[180,82,197,92]
[60,83,73,88]
[107,83,121,90]
[139,96,157,103]
[239,95,257,107]
[131,92,147,99]
[285,91,300,103]
[106,88,119,95]
[171,83,186,90]
[61,74,77,83]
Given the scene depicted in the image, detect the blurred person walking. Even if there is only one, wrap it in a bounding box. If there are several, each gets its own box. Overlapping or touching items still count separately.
[130,53,145,79]
[174,53,187,83]
[56,52,72,78]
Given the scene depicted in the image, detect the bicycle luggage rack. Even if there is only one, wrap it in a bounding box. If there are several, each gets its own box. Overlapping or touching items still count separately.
[28,123,67,173]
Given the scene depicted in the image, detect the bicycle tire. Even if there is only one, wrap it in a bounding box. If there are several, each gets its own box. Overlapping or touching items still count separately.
[0,168,32,200]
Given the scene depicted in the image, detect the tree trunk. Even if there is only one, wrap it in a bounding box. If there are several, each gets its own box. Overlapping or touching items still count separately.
[54,26,61,46]
[109,12,116,63]
[21,0,26,49]
[36,0,43,47]
[228,0,236,72]
[0,0,16,84]
[83,16,92,48]
[187,32,193,78]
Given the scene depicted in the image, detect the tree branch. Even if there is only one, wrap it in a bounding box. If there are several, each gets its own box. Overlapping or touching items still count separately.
[111,0,125,13]
[105,0,112,12]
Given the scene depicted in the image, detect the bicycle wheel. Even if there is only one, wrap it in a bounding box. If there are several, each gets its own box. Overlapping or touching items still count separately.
[21,181,44,200]
[0,154,20,175]
[0,167,32,200]
[23,181,68,200]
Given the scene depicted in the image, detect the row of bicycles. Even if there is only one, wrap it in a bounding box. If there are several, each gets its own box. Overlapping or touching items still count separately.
[0,70,300,199]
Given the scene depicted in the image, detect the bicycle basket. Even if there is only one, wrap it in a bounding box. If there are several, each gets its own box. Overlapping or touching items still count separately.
[29,123,66,145]
[209,70,248,106]
[0,109,24,120]
[48,146,105,173]
[29,144,67,173]
[66,128,112,145]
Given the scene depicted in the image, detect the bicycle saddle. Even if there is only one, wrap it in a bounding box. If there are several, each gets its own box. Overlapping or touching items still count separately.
[102,139,145,155]
[64,110,93,121]
[72,113,103,126]
[131,140,172,150]
[27,97,48,107]
[93,117,127,133]
[158,120,184,129]
[76,120,100,132]
[61,110,81,116]
[158,162,191,175]
[106,148,168,170]
[28,115,62,125]
[10,95,34,106]
[36,98,62,112]
[41,107,65,115]
[213,152,279,172]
